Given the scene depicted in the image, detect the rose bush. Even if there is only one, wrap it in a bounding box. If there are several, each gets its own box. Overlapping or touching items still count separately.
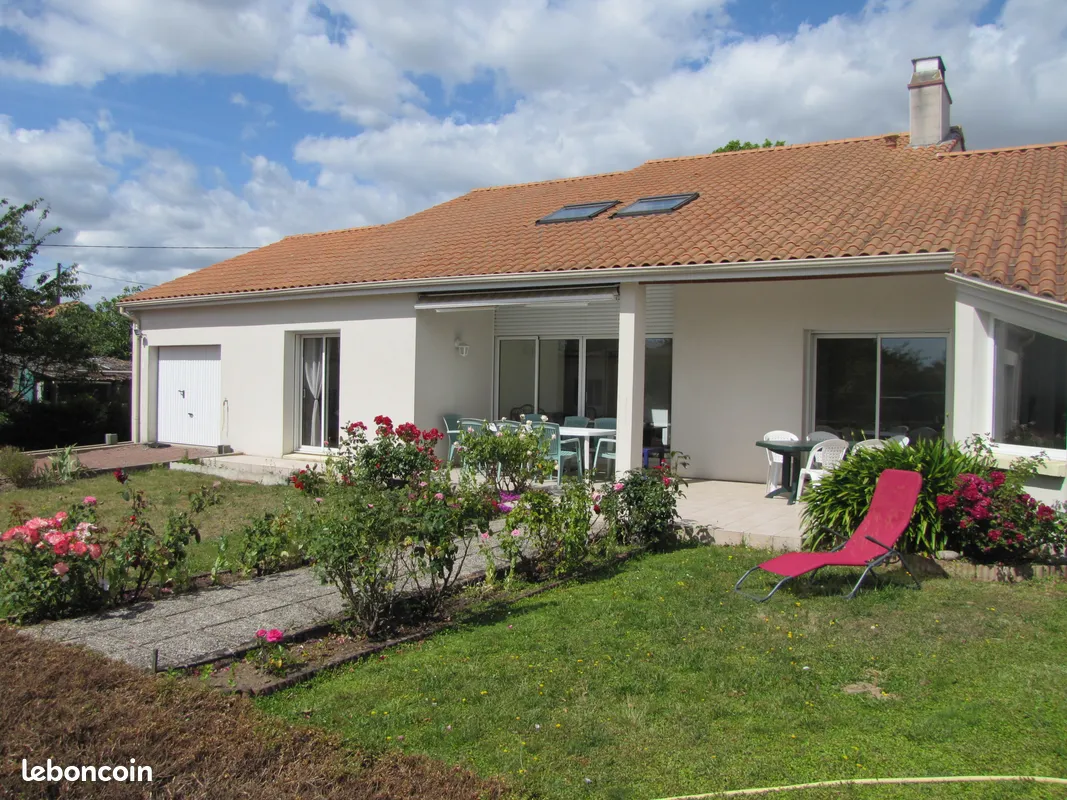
[937,455,1067,561]
[457,423,552,493]
[596,458,689,549]
[1,504,107,621]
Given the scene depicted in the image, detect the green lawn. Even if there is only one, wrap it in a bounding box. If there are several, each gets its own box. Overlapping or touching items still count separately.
[2,466,308,575]
[258,546,1067,800]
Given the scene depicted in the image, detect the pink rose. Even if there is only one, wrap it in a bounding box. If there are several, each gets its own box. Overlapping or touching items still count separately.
[83,496,97,506]
[434,492,445,501]
[613,483,624,492]
[266,629,284,644]
[87,543,102,560]
[663,477,671,486]
[510,528,522,537]
[480,532,491,540]
[71,540,88,557]
[255,628,268,638]
[314,497,324,504]
[52,562,69,576]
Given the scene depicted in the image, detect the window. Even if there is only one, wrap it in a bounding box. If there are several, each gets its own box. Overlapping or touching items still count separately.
[536,201,619,224]
[994,321,1067,449]
[298,335,340,450]
[613,193,698,217]
[812,335,947,440]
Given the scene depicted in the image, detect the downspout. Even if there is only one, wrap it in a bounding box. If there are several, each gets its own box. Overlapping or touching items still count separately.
[119,307,142,443]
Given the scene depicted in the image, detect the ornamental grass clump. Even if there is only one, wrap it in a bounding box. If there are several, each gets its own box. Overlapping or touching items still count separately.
[801,436,994,554]
[937,455,1067,562]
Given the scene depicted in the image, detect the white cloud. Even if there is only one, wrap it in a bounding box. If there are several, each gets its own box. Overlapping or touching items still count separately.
[1,0,1066,298]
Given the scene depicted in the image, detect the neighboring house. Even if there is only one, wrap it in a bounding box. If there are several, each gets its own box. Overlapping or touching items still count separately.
[28,356,132,405]
[121,57,1067,501]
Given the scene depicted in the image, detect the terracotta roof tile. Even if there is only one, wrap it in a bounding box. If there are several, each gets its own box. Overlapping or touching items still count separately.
[129,132,1067,303]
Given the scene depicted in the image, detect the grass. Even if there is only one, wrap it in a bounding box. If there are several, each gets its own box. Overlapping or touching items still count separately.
[258,545,1067,800]
[1,466,309,575]
[0,624,512,799]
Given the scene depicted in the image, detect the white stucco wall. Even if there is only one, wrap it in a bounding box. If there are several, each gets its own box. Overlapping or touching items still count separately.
[133,294,419,456]
[672,273,956,482]
[413,308,495,446]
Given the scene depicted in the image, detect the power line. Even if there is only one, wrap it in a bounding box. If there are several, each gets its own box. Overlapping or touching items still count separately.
[78,270,159,288]
[37,244,258,250]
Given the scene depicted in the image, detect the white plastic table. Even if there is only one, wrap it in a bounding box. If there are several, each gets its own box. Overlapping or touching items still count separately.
[558,426,615,471]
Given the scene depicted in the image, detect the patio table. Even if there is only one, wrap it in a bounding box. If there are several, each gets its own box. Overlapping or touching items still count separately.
[756,439,818,505]
[559,426,615,471]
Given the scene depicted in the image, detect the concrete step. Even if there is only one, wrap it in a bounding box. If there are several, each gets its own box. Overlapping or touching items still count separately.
[169,455,311,486]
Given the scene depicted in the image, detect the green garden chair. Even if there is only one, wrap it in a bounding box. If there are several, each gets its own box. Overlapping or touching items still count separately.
[443,413,462,465]
[531,421,582,484]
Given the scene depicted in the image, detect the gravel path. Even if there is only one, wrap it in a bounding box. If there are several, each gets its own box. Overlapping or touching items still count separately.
[22,540,501,671]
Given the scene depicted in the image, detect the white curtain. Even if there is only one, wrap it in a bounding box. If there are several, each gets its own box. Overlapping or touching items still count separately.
[302,339,324,446]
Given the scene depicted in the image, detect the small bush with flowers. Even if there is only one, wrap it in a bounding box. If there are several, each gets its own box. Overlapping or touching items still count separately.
[248,627,296,676]
[236,504,309,576]
[457,422,552,493]
[304,482,407,637]
[1,501,107,621]
[595,455,690,549]
[505,479,596,577]
[288,463,328,496]
[338,417,444,488]
[937,454,1067,562]
[400,471,495,610]
[1,471,208,622]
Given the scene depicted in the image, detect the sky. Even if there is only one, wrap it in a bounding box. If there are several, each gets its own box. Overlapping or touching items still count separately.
[1,0,1065,302]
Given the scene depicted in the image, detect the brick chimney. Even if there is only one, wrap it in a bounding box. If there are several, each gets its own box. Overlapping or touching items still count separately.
[908,56,951,147]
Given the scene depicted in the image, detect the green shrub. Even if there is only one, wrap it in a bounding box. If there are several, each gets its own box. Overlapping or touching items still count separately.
[596,457,689,549]
[236,506,308,576]
[0,446,35,488]
[305,485,407,637]
[801,436,995,553]
[457,423,551,493]
[505,479,595,577]
[401,471,494,610]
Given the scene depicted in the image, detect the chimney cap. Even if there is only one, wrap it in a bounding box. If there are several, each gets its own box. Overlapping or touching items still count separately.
[911,56,946,76]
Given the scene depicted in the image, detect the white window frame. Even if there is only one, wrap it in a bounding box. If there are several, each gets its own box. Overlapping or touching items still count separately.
[949,274,1067,464]
[990,319,1067,460]
[294,332,340,454]
[808,331,950,439]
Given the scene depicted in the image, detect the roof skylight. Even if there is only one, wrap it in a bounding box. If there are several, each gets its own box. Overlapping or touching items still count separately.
[536,201,619,224]
[613,193,699,217]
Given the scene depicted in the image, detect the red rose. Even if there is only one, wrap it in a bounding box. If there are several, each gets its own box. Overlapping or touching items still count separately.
[113,469,128,484]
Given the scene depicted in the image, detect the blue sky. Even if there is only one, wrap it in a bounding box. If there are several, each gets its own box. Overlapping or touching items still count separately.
[0,0,1060,300]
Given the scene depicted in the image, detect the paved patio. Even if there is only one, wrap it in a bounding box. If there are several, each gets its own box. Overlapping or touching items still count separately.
[678,480,804,551]
[33,442,218,473]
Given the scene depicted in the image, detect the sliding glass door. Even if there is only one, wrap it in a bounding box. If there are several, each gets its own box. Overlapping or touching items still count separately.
[496,337,671,431]
[812,334,947,440]
[298,335,340,450]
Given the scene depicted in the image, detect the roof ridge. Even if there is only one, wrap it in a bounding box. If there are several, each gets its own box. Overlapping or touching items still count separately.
[644,133,910,164]
[940,139,1067,157]
[468,167,633,193]
[282,224,385,240]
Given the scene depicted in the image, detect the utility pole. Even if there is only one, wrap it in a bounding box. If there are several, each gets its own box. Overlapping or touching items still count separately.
[55,263,61,306]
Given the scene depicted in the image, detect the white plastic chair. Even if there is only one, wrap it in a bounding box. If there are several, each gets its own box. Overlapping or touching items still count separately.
[763,430,799,493]
[853,439,886,452]
[806,430,837,443]
[796,437,850,498]
[889,434,910,446]
[650,408,669,448]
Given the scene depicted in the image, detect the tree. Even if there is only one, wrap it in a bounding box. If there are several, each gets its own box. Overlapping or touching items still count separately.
[53,286,144,360]
[713,138,786,153]
[0,198,92,420]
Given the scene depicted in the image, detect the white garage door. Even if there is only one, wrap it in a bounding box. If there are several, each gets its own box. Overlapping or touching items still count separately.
[156,346,221,447]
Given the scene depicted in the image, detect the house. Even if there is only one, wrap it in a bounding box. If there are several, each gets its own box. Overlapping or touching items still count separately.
[121,57,1067,501]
